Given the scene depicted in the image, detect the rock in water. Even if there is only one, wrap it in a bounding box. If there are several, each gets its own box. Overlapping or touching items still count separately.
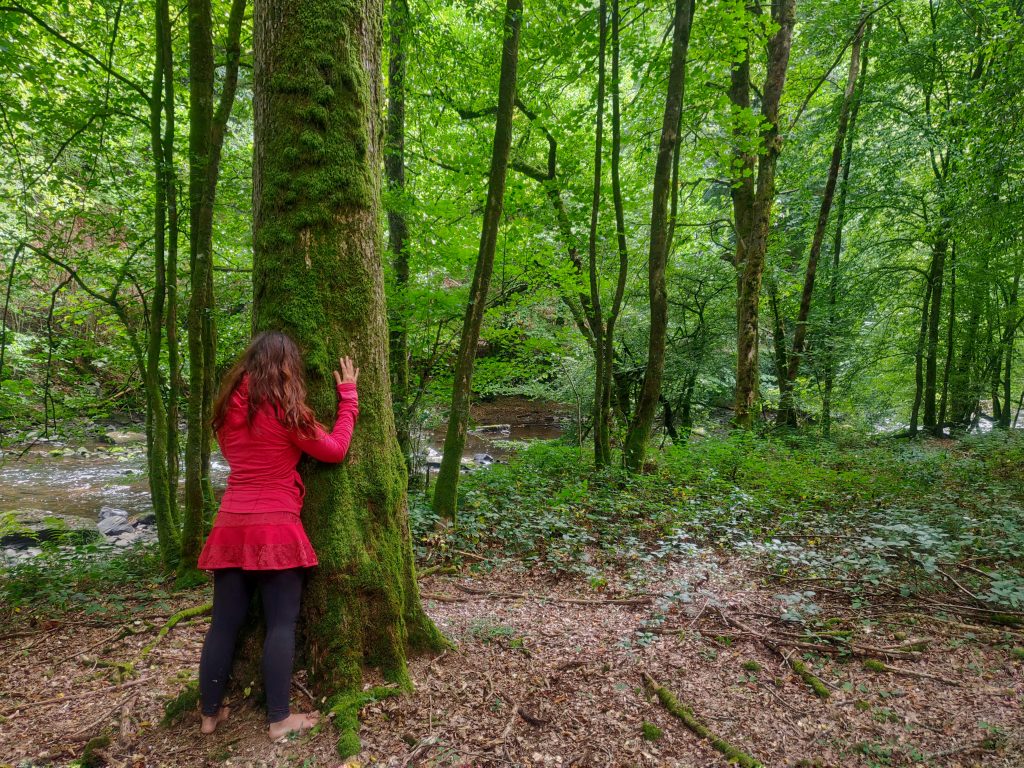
[103,430,147,445]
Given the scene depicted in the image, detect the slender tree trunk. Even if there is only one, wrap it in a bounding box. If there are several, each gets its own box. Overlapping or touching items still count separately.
[147,0,179,567]
[924,232,948,434]
[910,265,933,437]
[767,276,788,400]
[432,0,522,519]
[938,242,956,432]
[603,0,629,460]
[181,0,247,575]
[587,0,609,466]
[622,0,695,471]
[999,258,1021,429]
[386,0,412,465]
[732,0,798,429]
[779,23,864,427]
[252,0,446,754]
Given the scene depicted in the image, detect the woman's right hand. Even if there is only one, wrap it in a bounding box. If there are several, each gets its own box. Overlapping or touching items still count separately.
[333,356,359,387]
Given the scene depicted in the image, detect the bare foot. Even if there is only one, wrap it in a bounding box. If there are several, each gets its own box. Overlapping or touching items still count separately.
[268,711,320,741]
[200,705,230,735]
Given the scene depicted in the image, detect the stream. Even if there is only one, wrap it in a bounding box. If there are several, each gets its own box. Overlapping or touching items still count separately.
[0,397,564,561]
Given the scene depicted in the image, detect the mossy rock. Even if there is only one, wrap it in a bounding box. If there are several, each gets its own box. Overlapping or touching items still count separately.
[0,509,102,548]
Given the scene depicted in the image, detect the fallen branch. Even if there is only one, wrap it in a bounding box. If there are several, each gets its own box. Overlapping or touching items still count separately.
[0,676,156,715]
[642,672,763,768]
[455,584,651,606]
[420,592,466,603]
[140,603,212,658]
[862,658,960,686]
[718,610,830,699]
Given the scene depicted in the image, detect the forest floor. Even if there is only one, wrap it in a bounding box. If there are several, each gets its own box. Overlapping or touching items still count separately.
[1,553,1022,768]
[3,430,1024,767]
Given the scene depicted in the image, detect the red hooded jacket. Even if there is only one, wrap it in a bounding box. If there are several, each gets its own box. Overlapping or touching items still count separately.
[197,375,359,570]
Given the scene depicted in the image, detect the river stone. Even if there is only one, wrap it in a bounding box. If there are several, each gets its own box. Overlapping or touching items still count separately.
[470,424,512,435]
[103,430,147,445]
[98,515,134,536]
[473,453,495,465]
[99,505,130,521]
[0,509,102,548]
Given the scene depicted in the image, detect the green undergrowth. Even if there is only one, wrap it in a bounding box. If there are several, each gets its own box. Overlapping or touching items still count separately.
[0,541,182,617]
[410,431,1024,610]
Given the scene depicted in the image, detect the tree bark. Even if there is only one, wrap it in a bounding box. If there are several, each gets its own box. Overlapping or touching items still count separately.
[252,0,447,754]
[732,0,798,429]
[622,0,695,471]
[779,22,864,427]
[432,0,522,519]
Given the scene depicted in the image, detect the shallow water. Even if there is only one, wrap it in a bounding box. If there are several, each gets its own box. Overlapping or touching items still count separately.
[0,400,564,521]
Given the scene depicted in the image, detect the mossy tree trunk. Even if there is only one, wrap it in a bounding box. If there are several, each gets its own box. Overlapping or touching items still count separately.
[431,0,522,520]
[622,0,694,471]
[180,0,247,576]
[252,0,446,751]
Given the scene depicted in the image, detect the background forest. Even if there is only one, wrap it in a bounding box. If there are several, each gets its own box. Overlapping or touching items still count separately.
[1,0,1023,766]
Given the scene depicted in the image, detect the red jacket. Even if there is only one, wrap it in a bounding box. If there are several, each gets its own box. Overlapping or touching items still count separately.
[197,375,359,570]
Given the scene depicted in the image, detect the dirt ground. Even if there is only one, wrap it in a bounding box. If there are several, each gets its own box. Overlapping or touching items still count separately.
[2,553,1022,767]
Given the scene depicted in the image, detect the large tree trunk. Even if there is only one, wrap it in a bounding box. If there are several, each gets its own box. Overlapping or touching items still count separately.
[779,23,864,427]
[432,0,522,519]
[732,0,798,429]
[181,0,248,575]
[252,0,446,754]
[622,0,694,471]
[386,0,412,464]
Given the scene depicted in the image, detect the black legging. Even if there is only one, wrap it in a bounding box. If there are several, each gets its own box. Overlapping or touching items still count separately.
[199,568,304,723]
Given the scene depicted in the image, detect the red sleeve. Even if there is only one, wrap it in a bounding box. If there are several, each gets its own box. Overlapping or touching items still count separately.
[290,382,359,462]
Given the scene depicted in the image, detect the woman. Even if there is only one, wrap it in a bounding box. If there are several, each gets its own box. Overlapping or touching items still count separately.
[196,331,359,740]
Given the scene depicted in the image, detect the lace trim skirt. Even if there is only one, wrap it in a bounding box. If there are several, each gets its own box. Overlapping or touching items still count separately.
[197,511,318,570]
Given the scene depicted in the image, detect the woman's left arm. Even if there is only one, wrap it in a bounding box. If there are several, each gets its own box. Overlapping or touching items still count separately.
[290,381,359,462]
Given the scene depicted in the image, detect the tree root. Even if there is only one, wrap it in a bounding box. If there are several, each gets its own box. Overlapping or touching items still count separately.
[642,671,763,768]
[140,602,212,658]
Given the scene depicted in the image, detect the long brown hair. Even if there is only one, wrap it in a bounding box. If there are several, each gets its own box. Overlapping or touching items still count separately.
[211,331,318,438]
